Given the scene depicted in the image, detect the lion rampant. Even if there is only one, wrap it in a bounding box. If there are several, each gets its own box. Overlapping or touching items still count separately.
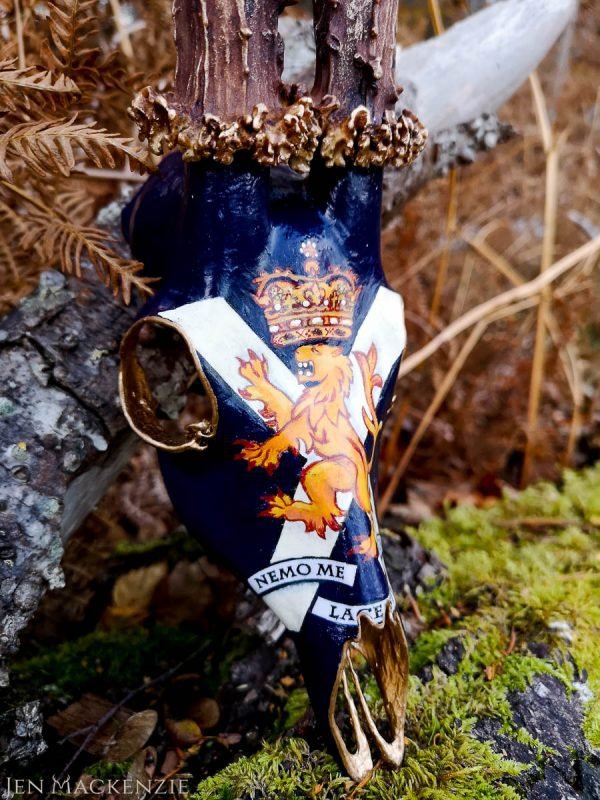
[235,343,383,559]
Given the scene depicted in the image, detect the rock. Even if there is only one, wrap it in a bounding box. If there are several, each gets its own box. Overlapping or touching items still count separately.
[435,636,466,676]
[0,702,46,767]
[381,529,446,596]
[511,674,585,784]
[474,672,600,799]
[582,761,600,800]
[529,767,582,800]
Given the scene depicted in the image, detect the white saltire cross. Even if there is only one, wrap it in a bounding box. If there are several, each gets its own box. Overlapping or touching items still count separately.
[160,286,406,631]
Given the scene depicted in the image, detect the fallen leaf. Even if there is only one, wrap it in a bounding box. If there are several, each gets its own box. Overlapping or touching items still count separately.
[160,749,181,776]
[47,694,131,756]
[119,747,158,800]
[188,697,220,730]
[216,732,242,747]
[112,562,169,613]
[104,709,158,761]
[165,717,203,747]
[152,559,214,626]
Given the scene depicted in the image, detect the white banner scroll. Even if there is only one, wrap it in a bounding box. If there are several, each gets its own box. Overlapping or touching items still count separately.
[248,557,358,595]
[311,592,396,627]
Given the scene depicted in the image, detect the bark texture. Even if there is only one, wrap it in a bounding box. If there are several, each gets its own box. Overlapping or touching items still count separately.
[0,261,137,685]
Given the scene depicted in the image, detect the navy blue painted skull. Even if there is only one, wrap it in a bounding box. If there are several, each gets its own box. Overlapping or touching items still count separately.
[119,153,409,779]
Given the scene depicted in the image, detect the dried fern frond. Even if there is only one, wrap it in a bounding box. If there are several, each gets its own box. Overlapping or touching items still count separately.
[90,50,141,98]
[0,0,172,304]
[0,196,32,244]
[0,225,20,279]
[0,63,81,109]
[53,184,98,224]
[29,219,153,303]
[41,0,100,76]
[2,181,154,303]
[0,116,153,180]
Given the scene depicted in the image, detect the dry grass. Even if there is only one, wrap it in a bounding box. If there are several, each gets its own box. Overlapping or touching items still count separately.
[380,1,600,504]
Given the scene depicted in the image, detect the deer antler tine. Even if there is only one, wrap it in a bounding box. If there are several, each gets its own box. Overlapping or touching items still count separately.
[346,644,405,767]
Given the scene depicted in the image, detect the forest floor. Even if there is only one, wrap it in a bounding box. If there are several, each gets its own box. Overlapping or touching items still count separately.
[2,464,599,798]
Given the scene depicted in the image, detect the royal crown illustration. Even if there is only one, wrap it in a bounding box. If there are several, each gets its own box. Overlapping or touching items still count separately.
[253,240,361,346]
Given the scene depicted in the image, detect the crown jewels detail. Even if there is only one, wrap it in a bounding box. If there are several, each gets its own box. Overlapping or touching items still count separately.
[254,240,360,347]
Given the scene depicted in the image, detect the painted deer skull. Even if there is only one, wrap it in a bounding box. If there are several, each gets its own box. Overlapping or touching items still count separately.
[119,0,427,782]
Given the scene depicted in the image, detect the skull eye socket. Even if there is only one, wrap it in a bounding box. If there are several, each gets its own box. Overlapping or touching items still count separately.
[120,316,218,453]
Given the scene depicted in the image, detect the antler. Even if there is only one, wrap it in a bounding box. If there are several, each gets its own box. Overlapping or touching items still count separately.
[172,0,286,115]
[129,0,427,171]
[312,0,400,121]
[130,0,320,171]
[313,0,427,168]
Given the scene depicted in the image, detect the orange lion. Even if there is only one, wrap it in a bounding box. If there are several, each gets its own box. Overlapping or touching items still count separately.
[235,343,383,559]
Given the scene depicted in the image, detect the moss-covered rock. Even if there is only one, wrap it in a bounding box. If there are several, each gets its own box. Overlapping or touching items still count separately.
[193,464,600,799]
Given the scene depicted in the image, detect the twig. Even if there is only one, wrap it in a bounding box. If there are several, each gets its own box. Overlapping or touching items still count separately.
[348,762,382,797]
[502,629,517,656]
[426,0,457,326]
[561,343,584,466]
[13,0,25,70]
[450,253,475,320]
[390,244,445,289]
[397,234,600,379]
[538,291,584,469]
[522,74,563,486]
[404,587,425,624]
[495,516,597,531]
[74,167,147,183]
[56,642,208,783]
[108,0,134,60]
[528,72,553,153]
[380,396,410,482]
[427,0,445,36]
[464,230,525,287]
[430,168,459,322]
[382,322,487,513]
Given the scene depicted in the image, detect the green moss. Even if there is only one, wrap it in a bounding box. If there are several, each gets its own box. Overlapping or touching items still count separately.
[85,760,130,780]
[413,463,600,748]
[8,626,204,700]
[409,628,458,674]
[194,735,524,800]
[281,687,310,731]
[193,464,600,798]
[7,622,257,707]
[112,526,205,561]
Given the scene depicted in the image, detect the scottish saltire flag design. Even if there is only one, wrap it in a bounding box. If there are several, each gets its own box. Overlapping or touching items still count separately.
[159,285,405,633]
